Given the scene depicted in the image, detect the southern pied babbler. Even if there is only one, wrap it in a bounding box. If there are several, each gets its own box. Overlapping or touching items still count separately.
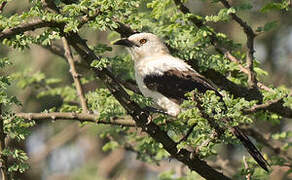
[114,32,269,171]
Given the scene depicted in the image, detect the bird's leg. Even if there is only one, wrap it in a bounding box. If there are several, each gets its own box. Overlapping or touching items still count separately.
[177,123,197,144]
[143,106,169,115]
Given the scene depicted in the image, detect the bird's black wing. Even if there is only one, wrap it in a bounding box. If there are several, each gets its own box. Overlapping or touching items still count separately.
[143,69,270,172]
[143,69,221,101]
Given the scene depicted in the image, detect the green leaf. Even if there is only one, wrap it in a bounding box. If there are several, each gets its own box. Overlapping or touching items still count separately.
[102,141,119,152]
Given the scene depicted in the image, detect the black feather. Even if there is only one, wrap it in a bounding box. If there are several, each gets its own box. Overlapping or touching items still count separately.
[143,69,270,171]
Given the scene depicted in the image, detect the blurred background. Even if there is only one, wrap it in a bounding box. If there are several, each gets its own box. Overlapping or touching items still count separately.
[0,0,292,179]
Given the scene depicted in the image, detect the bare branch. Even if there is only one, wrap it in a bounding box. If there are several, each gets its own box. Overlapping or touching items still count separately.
[219,0,258,89]
[243,95,292,118]
[172,0,266,91]
[0,19,63,41]
[243,156,252,180]
[62,37,89,113]
[16,112,136,127]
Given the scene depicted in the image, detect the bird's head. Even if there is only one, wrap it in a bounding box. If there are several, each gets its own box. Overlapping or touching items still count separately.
[114,33,169,61]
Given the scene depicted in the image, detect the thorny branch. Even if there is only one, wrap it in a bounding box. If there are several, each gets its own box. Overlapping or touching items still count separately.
[244,94,292,118]
[15,112,136,127]
[62,37,89,113]
[218,0,258,89]
[173,0,265,92]
[0,0,291,178]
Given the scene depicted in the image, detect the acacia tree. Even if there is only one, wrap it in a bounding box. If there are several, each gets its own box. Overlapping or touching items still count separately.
[0,0,292,179]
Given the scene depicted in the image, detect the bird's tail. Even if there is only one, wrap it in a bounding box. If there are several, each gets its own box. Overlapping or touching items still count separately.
[231,126,270,172]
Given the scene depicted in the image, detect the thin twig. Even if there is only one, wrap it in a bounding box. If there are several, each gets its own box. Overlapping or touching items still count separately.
[62,37,89,113]
[243,94,292,118]
[219,0,258,89]
[243,156,252,180]
[16,112,136,126]
[173,0,268,92]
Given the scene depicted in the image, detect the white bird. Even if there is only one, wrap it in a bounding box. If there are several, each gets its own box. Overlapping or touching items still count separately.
[114,32,269,171]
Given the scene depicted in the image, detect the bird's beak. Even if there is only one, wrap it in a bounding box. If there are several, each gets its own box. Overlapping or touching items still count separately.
[113,38,137,47]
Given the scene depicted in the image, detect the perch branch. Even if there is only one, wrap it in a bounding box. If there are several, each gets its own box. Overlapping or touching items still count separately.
[16,112,136,127]
[62,37,89,113]
[243,156,252,180]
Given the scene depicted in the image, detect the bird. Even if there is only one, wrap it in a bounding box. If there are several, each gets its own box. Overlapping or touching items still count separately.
[114,32,269,171]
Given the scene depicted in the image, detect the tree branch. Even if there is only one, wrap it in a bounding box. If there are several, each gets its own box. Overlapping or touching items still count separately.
[15,112,136,127]
[62,37,89,113]
[218,0,258,89]
[243,156,252,180]
[243,95,292,118]
[172,0,266,92]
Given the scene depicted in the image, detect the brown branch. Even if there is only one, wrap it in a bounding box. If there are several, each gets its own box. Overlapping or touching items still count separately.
[243,95,292,118]
[0,2,288,178]
[243,156,252,180]
[62,37,89,113]
[0,105,8,180]
[172,0,269,92]
[0,19,63,41]
[15,112,136,127]
[219,0,258,89]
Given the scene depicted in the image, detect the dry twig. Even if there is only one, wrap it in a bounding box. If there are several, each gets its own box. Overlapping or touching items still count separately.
[62,38,89,113]
[16,112,136,127]
[243,156,252,180]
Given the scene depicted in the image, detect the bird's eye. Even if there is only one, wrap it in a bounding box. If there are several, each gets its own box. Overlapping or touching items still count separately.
[139,38,147,44]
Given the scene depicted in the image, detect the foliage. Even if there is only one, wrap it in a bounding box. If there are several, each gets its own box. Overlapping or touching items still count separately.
[0,0,291,179]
